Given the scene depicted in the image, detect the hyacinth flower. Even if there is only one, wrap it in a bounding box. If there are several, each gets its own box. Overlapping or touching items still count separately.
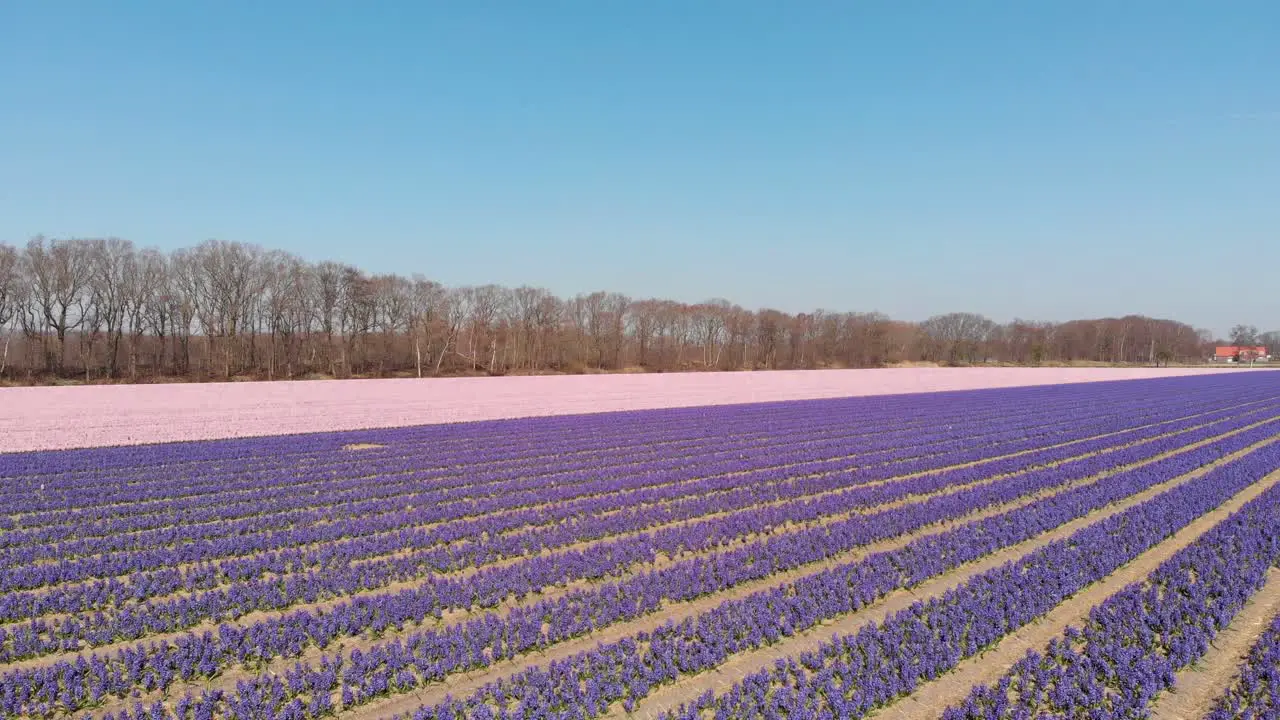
[643,443,1280,720]
[943,469,1280,719]
[7,404,1269,676]
[5,375,1280,719]
[5,409,1267,718]
[7,418,1279,719]
[1205,606,1280,718]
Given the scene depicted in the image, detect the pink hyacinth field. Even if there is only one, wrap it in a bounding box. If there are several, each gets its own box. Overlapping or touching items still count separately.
[0,366,1230,453]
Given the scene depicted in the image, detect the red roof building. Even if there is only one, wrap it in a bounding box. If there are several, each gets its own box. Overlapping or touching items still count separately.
[1214,346,1268,360]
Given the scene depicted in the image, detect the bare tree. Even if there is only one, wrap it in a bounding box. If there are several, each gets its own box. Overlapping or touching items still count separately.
[0,243,18,374]
[693,300,728,369]
[88,237,138,378]
[1259,331,1280,357]
[1228,324,1261,365]
[754,309,786,369]
[407,277,445,377]
[1230,324,1259,346]
[629,299,661,368]
[261,251,313,380]
[369,274,412,375]
[339,267,375,376]
[453,284,502,373]
[310,261,347,375]
[166,249,203,375]
[125,249,167,379]
[23,236,96,373]
[77,279,104,381]
[920,312,997,364]
[0,233,1227,383]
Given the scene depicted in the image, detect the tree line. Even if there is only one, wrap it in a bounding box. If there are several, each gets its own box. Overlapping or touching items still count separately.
[0,236,1269,383]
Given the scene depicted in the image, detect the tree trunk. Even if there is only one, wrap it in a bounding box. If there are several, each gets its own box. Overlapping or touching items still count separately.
[327,331,336,376]
[129,333,140,380]
[56,326,68,375]
[433,340,448,376]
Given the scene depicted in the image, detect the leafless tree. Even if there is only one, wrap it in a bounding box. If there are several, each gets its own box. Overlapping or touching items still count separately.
[0,233,1229,383]
[1229,324,1262,365]
[628,299,661,368]
[1259,331,1280,355]
[88,237,138,378]
[453,284,502,372]
[261,251,313,380]
[408,277,447,377]
[23,236,96,372]
[125,249,167,379]
[693,300,728,369]
[0,243,19,374]
[920,312,998,364]
[1230,324,1259,347]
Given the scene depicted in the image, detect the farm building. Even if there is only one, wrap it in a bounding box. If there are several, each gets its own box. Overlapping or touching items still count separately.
[1212,345,1270,362]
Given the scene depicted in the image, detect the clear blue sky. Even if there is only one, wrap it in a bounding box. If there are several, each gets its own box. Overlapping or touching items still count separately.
[2,2,1277,335]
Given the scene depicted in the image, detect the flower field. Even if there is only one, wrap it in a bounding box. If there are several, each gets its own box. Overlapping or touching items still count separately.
[0,367,1223,453]
[3,371,1280,720]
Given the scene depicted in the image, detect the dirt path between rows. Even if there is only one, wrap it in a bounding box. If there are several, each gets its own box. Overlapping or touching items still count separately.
[608,443,1280,720]
[1146,567,1280,720]
[868,469,1280,720]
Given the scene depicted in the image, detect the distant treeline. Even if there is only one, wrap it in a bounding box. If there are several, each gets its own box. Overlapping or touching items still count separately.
[0,236,1270,383]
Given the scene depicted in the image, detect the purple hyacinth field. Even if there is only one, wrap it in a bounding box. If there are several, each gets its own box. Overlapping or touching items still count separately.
[4,372,1280,720]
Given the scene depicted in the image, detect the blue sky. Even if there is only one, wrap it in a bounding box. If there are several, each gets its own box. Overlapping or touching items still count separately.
[1,2,1277,335]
